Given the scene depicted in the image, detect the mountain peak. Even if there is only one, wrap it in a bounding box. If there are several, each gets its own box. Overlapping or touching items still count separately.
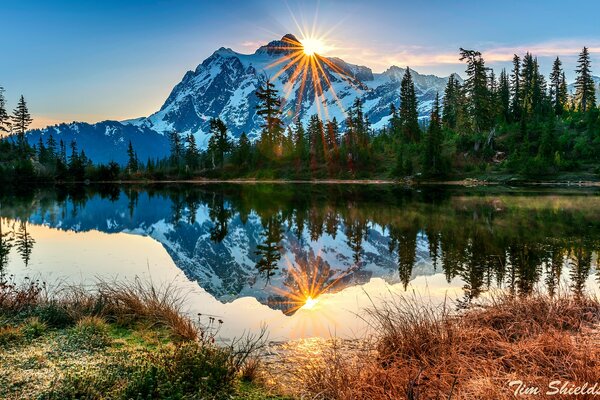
[255,33,301,56]
[281,33,300,43]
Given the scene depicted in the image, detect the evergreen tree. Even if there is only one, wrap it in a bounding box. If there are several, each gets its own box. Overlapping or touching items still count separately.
[168,130,183,168]
[233,132,251,167]
[0,86,10,135]
[126,140,138,173]
[46,134,57,159]
[510,55,522,121]
[307,114,325,168]
[399,67,420,141]
[498,69,511,121]
[423,93,443,176]
[15,221,35,267]
[558,72,569,114]
[185,133,200,170]
[520,53,547,117]
[442,73,461,129]
[255,214,283,283]
[207,118,232,169]
[574,47,596,112]
[255,79,284,158]
[37,137,46,162]
[549,57,566,115]
[459,48,492,132]
[292,120,308,163]
[325,118,340,164]
[11,95,33,150]
[389,103,402,138]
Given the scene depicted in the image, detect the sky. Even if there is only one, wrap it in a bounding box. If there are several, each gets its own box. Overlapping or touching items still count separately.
[2,0,600,129]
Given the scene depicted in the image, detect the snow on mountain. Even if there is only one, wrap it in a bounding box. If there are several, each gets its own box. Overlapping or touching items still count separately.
[25,34,459,163]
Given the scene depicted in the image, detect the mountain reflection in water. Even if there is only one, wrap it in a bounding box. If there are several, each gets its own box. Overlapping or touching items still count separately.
[0,184,599,322]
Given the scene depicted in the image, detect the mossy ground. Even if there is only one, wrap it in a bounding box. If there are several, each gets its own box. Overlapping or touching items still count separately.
[0,321,288,399]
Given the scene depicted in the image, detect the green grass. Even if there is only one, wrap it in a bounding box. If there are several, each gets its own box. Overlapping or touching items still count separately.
[0,278,283,400]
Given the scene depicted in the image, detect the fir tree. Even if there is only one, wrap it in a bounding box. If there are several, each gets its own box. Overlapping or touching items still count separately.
[207,118,232,169]
[423,93,443,176]
[459,48,491,132]
[233,132,251,167]
[126,140,138,173]
[574,47,596,112]
[46,134,57,159]
[185,133,199,170]
[399,67,420,141]
[549,57,565,115]
[292,120,308,162]
[558,72,569,114]
[255,214,283,283]
[510,55,522,121]
[442,73,462,129]
[498,69,511,121]
[0,86,10,135]
[255,79,284,158]
[168,131,183,167]
[307,114,325,168]
[11,95,33,150]
[325,118,340,164]
[389,103,402,138]
[15,221,34,267]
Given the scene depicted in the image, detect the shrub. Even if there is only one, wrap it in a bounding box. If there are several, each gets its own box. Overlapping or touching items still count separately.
[69,316,111,350]
[21,317,47,339]
[0,325,23,346]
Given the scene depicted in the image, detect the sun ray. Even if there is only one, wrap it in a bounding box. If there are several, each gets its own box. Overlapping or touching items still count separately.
[263,24,364,125]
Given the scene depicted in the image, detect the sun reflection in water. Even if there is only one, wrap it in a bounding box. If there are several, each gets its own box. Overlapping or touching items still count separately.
[301,296,319,310]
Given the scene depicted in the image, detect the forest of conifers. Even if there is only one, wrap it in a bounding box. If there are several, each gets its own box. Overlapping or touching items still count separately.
[1,47,599,183]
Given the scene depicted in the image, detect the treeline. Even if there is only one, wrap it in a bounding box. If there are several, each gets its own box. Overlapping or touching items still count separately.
[2,46,600,183]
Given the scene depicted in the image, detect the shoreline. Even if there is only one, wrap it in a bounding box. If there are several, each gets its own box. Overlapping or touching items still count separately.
[65,178,600,187]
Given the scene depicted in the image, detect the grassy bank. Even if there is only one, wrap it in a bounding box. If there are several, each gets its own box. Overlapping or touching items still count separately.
[269,292,600,400]
[0,277,287,400]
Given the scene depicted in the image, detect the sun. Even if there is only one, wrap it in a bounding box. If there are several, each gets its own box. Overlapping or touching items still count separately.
[302,296,319,310]
[300,38,325,56]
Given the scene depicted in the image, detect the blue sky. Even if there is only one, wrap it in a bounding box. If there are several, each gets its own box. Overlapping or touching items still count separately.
[1,0,600,128]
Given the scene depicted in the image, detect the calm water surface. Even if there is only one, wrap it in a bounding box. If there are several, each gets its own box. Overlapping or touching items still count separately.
[1,184,599,340]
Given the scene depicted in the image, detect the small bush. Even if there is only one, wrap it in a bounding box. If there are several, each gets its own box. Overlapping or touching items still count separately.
[69,316,111,350]
[21,317,47,339]
[0,325,23,346]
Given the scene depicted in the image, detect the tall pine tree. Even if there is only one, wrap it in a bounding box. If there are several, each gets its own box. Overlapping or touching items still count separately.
[549,57,566,115]
[459,48,492,132]
[255,79,284,158]
[510,55,522,121]
[423,93,443,176]
[0,87,10,135]
[207,118,232,168]
[11,95,33,150]
[399,67,420,141]
[574,47,596,112]
[498,69,511,121]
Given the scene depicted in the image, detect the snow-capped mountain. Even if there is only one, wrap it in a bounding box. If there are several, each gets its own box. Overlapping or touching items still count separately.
[26,34,459,164]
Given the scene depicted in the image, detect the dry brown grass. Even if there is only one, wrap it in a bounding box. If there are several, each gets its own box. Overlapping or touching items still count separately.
[291,292,600,400]
[0,276,199,341]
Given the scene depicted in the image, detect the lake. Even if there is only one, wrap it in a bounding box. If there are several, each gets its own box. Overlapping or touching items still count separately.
[1,183,599,341]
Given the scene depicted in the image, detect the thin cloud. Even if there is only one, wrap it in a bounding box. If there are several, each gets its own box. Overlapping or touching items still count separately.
[332,39,600,72]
